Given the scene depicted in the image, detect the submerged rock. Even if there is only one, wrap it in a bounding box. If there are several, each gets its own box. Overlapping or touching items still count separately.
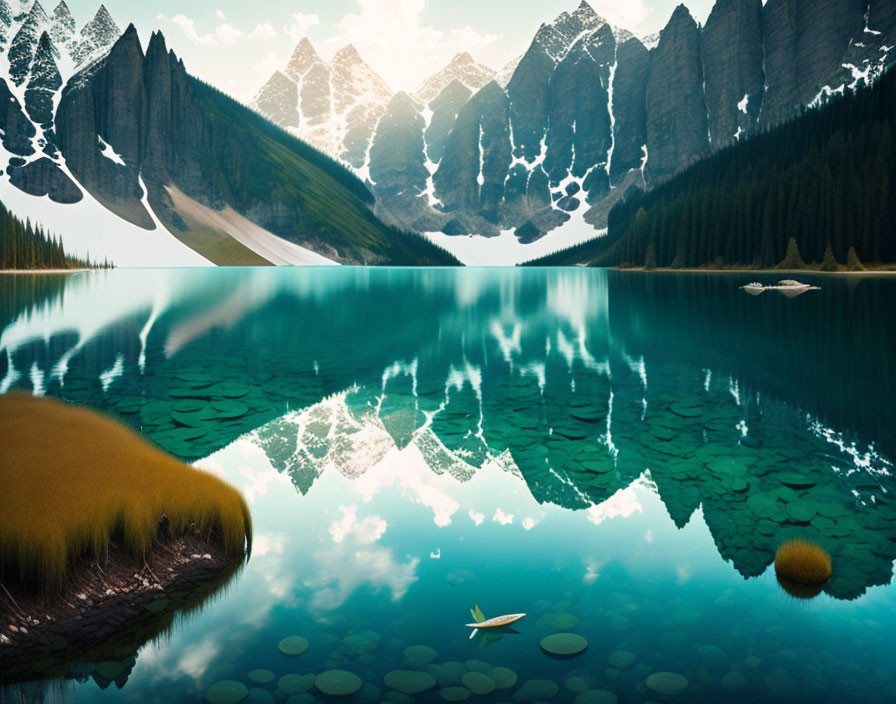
[645,672,689,696]
[314,669,362,696]
[540,633,589,658]
[278,636,310,656]
[384,670,437,695]
[205,680,249,704]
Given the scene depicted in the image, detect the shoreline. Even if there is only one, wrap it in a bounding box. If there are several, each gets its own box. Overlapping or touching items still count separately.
[0,528,239,683]
[611,267,896,276]
[0,269,91,275]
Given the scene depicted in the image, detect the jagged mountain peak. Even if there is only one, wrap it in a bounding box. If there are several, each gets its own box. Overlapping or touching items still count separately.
[415,50,495,104]
[669,3,697,25]
[286,36,320,79]
[7,0,55,85]
[571,0,601,26]
[49,0,75,46]
[69,4,120,67]
[333,43,363,65]
[28,0,50,22]
[534,0,610,61]
[146,29,168,55]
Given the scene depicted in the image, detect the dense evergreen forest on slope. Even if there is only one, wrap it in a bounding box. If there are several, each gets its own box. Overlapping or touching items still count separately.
[523,67,896,269]
[0,200,97,270]
[182,78,461,266]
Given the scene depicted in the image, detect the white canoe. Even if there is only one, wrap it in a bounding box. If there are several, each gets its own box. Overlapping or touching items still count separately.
[466,613,526,629]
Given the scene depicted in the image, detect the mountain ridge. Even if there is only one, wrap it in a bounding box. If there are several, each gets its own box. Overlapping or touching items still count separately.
[251,0,896,265]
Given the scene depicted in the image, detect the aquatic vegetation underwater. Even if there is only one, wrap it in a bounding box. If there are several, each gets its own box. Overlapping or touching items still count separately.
[774,540,833,591]
[0,394,252,592]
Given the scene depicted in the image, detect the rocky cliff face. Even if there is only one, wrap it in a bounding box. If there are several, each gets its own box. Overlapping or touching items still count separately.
[609,33,649,183]
[645,5,709,182]
[700,0,764,147]
[0,2,122,208]
[354,0,896,252]
[51,27,452,265]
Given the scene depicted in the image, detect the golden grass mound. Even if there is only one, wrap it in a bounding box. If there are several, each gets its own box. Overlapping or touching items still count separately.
[0,394,251,592]
[774,539,832,585]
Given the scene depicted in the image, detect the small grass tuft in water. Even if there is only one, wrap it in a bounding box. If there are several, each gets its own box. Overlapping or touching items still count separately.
[0,393,252,593]
[774,539,832,586]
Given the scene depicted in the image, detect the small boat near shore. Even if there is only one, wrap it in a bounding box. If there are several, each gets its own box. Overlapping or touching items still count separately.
[740,280,820,297]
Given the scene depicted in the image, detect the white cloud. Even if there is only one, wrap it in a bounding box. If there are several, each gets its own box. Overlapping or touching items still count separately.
[468,509,484,526]
[253,532,288,557]
[250,21,277,41]
[214,23,245,47]
[583,558,603,584]
[284,12,321,41]
[171,14,217,47]
[322,0,499,91]
[493,508,514,525]
[307,545,419,611]
[165,13,278,48]
[587,0,652,31]
[522,517,537,530]
[254,51,286,77]
[329,504,388,544]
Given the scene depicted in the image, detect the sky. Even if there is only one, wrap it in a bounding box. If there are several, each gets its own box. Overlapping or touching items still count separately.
[62,0,715,102]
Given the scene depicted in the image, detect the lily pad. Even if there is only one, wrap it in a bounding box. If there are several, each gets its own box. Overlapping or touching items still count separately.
[403,645,437,666]
[488,666,518,690]
[607,650,635,669]
[540,633,589,658]
[314,670,362,696]
[384,670,437,695]
[439,687,471,702]
[464,659,490,673]
[512,679,560,702]
[212,400,249,419]
[645,672,689,696]
[278,674,314,695]
[278,636,309,656]
[247,669,275,684]
[205,681,249,704]
[786,500,816,523]
[461,672,496,695]
[541,612,579,630]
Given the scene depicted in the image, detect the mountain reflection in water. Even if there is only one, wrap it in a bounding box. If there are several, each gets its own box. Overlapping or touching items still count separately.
[2,268,893,607]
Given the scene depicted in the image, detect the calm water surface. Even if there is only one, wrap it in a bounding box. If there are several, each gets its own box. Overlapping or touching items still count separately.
[1,268,896,703]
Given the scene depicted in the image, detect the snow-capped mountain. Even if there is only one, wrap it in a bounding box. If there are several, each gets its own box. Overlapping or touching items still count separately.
[0,5,457,267]
[414,52,495,104]
[248,0,896,265]
[252,38,392,168]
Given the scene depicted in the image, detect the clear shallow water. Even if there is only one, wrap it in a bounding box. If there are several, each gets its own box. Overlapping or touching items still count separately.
[2,268,896,703]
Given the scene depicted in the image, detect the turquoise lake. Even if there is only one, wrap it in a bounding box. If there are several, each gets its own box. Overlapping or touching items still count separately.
[1,267,896,703]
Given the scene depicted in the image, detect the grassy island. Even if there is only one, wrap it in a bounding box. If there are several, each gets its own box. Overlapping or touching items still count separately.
[0,393,251,593]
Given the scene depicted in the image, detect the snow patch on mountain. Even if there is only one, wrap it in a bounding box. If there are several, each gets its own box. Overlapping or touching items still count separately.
[415,52,495,104]
[252,37,391,166]
[425,218,606,267]
[0,143,211,267]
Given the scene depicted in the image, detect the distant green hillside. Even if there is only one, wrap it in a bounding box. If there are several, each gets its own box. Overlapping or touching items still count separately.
[0,199,96,270]
[523,67,896,269]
